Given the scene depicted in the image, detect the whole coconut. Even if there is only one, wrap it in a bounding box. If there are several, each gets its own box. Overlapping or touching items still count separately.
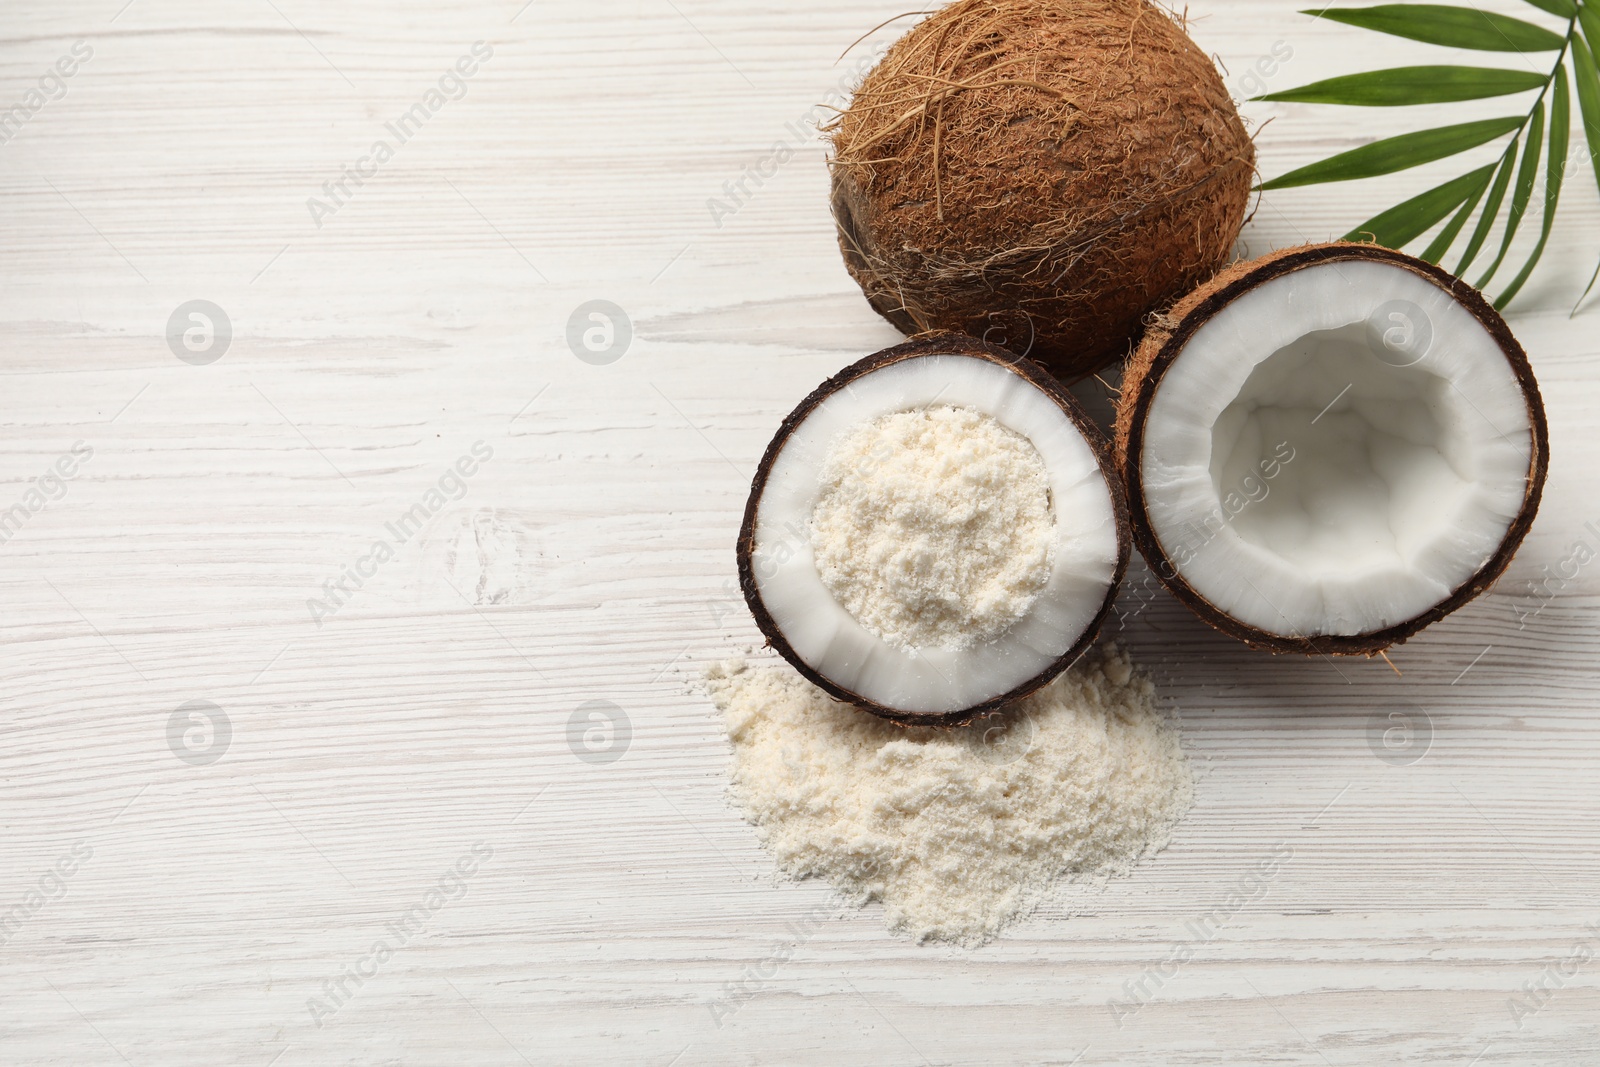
[828,0,1255,381]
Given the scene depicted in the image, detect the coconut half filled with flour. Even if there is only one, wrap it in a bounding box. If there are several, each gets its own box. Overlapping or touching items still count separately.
[1116,243,1549,654]
[738,334,1129,724]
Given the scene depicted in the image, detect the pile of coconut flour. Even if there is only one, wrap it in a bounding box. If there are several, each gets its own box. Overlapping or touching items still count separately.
[808,405,1056,651]
[704,645,1192,944]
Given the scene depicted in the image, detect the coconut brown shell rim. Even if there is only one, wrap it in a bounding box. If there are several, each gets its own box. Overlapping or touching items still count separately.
[736,332,1133,726]
[1118,242,1550,656]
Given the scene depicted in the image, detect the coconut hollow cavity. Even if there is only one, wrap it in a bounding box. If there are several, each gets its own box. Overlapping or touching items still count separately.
[1116,243,1549,655]
[827,0,1255,382]
[739,334,1130,725]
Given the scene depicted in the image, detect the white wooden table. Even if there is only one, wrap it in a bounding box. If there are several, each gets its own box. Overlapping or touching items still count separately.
[2,0,1598,1063]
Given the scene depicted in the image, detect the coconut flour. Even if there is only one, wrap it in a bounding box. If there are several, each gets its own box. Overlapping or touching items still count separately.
[808,404,1055,652]
[704,644,1192,944]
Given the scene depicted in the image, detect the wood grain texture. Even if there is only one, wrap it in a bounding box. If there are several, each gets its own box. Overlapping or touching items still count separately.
[1,0,1599,1063]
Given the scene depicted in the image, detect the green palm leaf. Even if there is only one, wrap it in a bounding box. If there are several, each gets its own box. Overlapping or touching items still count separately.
[1422,170,1495,261]
[1497,66,1570,307]
[1301,5,1566,52]
[1571,35,1600,188]
[1257,65,1548,106]
[1580,3,1600,52]
[1454,143,1518,274]
[1263,2,1591,306]
[1572,36,1600,311]
[1521,0,1576,17]
[1260,116,1523,189]
[1345,164,1497,246]
[1476,101,1545,289]
[1574,256,1600,313]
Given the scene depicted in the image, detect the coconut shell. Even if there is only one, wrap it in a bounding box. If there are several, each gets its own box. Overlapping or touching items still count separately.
[1114,241,1551,655]
[737,332,1131,726]
[828,0,1255,383]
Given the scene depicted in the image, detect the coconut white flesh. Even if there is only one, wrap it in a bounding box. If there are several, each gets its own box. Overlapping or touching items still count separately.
[1141,260,1532,638]
[751,353,1121,715]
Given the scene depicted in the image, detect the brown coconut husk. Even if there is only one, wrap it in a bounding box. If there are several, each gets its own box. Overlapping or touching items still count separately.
[828,0,1255,383]
[737,331,1131,726]
[1114,242,1550,656]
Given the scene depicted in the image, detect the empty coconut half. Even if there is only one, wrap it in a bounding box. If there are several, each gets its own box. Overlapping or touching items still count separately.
[1115,243,1549,654]
[738,334,1129,724]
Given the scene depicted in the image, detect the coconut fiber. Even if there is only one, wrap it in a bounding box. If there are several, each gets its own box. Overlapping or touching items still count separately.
[828,0,1255,380]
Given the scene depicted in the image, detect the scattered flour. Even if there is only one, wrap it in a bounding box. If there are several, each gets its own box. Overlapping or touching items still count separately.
[808,405,1055,651]
[704,644,1192,945]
